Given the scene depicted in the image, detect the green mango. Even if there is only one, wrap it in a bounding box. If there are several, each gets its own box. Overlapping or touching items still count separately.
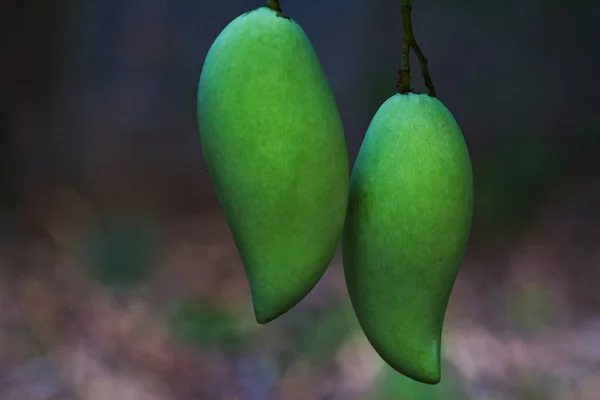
[197,6,348,324]
[342,93,473,384]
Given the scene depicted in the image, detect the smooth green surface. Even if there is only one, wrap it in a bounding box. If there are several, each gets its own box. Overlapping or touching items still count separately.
[342,93,473,384]
[197,7,348,324]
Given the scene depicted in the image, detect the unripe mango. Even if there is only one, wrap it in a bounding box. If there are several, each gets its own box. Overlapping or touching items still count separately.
[342,93,473,384]
[197,7,348,324]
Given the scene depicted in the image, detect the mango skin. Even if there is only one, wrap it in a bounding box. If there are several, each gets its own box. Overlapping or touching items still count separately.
[342,93,473,384]
[197,7,348,324]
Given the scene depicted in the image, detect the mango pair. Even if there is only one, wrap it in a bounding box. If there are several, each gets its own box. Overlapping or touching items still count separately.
[197,4,473,384]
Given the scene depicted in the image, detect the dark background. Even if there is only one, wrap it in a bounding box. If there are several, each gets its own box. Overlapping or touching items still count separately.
[0,0,599,399]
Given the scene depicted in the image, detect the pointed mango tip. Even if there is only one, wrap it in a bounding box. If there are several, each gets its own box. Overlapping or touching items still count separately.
[252,301,284,325]
[398,362,441,385]
[254,310,277,325]
[408,351,441,385]
[382,345,441,385]
[416,368,441,385]
[250,284,298,325]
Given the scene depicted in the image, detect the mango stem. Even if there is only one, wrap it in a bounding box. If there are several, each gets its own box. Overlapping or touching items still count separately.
[397,0,437,97]
[266,0,282,12]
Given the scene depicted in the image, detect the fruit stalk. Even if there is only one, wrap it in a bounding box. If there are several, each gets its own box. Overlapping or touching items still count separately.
[266,0,282,12]
[397,0,436,97]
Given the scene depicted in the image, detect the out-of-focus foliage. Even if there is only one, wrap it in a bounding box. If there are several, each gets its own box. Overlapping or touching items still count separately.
[78,216,161,288]
[514,373,561,400]
[289,303,358,365]
[169,298,245,352]
[508,281,558,333]
[374,363,468,400]
[0,109,14,213]
[473,134,565,234]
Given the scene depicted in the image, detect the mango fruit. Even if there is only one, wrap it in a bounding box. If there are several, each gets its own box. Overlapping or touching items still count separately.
[197,6,348,324]
[342,93,473,384]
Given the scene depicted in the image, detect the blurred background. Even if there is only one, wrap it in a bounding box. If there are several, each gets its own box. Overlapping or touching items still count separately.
[0,0,599,398]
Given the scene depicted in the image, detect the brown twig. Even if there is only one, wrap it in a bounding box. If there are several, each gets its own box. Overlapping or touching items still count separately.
[397,0,437,97]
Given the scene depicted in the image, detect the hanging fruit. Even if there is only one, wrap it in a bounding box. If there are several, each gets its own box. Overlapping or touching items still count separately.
[197,0,349,324]
[342,0,474,384]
